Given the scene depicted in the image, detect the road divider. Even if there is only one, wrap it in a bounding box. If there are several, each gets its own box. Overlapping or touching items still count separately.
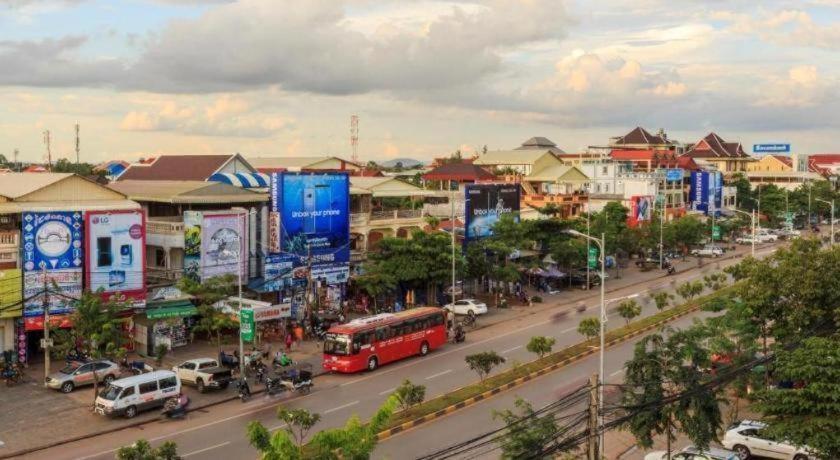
[376,283,739,441]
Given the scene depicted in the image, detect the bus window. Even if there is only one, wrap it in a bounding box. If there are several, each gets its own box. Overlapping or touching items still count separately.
[375,326,388,342]
[324,333,351,355]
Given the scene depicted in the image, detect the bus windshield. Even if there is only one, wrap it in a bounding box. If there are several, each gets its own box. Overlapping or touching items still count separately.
[99,384,123,401]
[324,333,351,355]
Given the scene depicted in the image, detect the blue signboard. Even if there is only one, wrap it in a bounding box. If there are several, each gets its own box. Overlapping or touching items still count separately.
[689,171,722,217]
[753,144,791,154]
[665,169,683,182]
[21,212,84,318]
[465,184,520,242]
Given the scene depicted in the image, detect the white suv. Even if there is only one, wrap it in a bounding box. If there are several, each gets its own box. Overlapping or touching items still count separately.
[722,420,813,459]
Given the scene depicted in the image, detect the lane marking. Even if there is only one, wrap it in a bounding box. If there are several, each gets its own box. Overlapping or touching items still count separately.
[270,423,288,432]
[560,326,576,333]
[378,387,397,396]
[183,442,230,458]
[425,369,453,380]
[501,345,522,354]
[324,401,359,414]
[609,369,624,377]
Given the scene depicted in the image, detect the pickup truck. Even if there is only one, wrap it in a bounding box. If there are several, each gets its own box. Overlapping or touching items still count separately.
[172,358,232,393]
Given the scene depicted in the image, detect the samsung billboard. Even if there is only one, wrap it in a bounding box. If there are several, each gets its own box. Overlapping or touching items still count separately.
[689,171,723,216]
[464,184,520,242]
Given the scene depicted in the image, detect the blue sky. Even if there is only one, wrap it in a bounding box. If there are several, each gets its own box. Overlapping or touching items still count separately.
[1,0,838,164]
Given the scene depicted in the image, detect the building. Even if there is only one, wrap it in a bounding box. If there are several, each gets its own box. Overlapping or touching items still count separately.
[515,137,566,155]
[117,154,257,181]
[248,156,363,174]
[421,163,496,190]
[745,154,826,190]
[93,160,129,181]
[474,149,561,176]
[0,173,139,363]
[683,132,754,175]
[609,127,683,154]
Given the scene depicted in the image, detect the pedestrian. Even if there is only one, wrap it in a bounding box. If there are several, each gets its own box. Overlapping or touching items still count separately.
[285,331,293,352]
[294,323,304,345]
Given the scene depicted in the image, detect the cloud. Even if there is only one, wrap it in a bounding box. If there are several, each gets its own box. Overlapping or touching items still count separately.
[714,9,840,51]
[754,65,837,108]
[0,36,124,87]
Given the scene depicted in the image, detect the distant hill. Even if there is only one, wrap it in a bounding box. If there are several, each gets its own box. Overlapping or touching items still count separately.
[378,158,425,168]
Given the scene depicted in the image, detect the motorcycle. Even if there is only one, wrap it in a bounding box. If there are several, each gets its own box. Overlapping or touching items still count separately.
[272,354,295,370]
[65,349,90,363]
[450,325,466,344]
[160,394,190,420]
[236,378,251,402]
[2,363,23,386]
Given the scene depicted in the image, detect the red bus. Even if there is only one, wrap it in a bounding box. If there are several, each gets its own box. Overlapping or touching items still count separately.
[322,307,447,373]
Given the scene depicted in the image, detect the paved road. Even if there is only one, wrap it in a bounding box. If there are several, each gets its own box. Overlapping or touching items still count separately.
[374,311,716,460]
[18,246,778,460]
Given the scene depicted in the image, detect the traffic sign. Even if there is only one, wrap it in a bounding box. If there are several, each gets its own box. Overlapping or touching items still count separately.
[712,225,721,240]
[587,247,598,269]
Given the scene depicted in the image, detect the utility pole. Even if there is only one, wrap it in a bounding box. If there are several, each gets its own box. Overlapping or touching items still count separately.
[13,149,19,172]
[42,267,51,388]
[450,189,456,307]
[305,244,313,319]
[43,130,52,172]
[587,373,600,460]
[75,124,80,164]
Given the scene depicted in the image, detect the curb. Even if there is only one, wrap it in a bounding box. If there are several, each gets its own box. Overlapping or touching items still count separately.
[0,366,329,460]
[376,302,704,441]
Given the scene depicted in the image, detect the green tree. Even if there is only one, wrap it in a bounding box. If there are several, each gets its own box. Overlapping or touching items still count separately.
[676,280,703,302]
[493,397,559,459]
[177,276,236,349]
[116,439,180,460]
[277,407,321,452]
[755,337,840,459]
[526,336,556,359]
[617,299,642,325]
[702,273,728,291]
[577,317,600,341]
[621,331,722,457]
[663,215,706,254]
[393,379,426,411]
[652,291,673,311]
[465,351,506,381]
[51,158,103,177]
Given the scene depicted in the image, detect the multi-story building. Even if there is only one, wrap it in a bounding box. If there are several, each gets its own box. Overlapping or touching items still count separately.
[683,132,755,176]
[745,154,827,190]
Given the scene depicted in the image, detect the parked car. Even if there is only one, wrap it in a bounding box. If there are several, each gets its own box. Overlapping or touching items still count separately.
[691,245,724,257]
[172,358,232,393]
[736,235,759,245]
[722,420,814,460]
[95,370,181,418]
[756,230,779,242]
[46,360,121,393]
[644,445,738,460]
[443,299,488,316]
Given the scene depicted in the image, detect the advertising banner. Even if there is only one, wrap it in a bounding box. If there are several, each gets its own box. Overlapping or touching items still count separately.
[689,171,722,216]
[21,212,83,320]
[629,195,653,227]
[753,144,790,154]
[239,309,255,342]
[262,253,306,291]
[464,184,520,241]
[85,210,146,306]
[252,303,291,322]
[0,268,22,319]
[184,211,247,282]
[665,169,683,182]
[271,172,350,265]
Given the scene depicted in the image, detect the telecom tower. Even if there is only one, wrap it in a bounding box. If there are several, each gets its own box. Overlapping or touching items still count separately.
[350,115,359,163]
[75,123,80,164]
[43,130,52,172]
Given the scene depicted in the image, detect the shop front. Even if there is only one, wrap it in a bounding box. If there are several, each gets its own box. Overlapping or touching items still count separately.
[218,296,292,345]
[134,293,197,356]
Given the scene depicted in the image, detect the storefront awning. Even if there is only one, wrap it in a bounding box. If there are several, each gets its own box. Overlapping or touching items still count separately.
[145,301,197,320]
[208,172,270,189]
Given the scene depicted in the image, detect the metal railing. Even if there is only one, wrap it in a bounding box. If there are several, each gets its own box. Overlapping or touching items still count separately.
[0,232,18,246]
[147,220,185,235]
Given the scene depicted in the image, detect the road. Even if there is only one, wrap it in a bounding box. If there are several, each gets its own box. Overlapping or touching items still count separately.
[19,246,778,460]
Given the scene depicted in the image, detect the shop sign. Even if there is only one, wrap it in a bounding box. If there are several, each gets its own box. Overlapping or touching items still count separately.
[252,303,291,322]
[712,225,721,240]
[240,308,255,342]
[587,247,598,269]
[24,314,73,331]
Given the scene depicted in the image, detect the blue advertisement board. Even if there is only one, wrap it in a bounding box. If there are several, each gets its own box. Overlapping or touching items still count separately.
[269,172,350,291]
[753,144,790,153]
[689,171,722,216]
[464,183,520,242]
[665,169,683,182]
[21,212,84,318]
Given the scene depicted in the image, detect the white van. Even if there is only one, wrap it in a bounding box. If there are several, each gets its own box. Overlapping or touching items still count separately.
[95,370,181,418]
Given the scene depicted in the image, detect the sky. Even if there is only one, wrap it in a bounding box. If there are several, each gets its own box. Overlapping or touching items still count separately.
[0,0,838,164]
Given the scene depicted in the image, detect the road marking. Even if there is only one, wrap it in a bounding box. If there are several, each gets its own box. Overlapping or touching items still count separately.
[609,369,624,377]
[561,326,576,333]
[378,387,397,396]
[183,442,230,457]
[324,400,359,414]
[426,369,453,380]
[501,345,522,354]
[270,423,288,431]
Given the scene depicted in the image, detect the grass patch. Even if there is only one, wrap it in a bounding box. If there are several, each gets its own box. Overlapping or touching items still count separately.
[384,284,739,429]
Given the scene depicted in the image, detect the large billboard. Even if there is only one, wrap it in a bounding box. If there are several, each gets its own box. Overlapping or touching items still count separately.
[184,211,247,282]
[464,183,520,241]
[85,210,146,306]
[270,172,350,287]
[629,195,653,227]
[689,171,723,216]
[21,212,83,322]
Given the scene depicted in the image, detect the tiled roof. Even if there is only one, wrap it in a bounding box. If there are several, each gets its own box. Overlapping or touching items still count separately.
[474,149,555,166]
[117,155,236,181]
[809,154,840,165]
[610,149,678,161]
[0,173,73,199]
[685,133,749,159]
[422,163,496,182]
[612,127,668,145]
[516,137,566,154]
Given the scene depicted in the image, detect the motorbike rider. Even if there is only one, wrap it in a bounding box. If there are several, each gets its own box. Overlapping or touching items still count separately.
[238,377,251,399]
[452,323,466,343]
[273,351,293,367]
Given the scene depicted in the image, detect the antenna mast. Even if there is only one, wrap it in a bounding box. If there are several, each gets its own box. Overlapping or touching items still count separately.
[75,123,80,164]
[43,130,52,172]
[13,149,19,172]
[350,115,359,163]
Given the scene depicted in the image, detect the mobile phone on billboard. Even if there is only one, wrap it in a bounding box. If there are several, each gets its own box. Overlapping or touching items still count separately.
[315,183,331,234]
[303,187,316,234]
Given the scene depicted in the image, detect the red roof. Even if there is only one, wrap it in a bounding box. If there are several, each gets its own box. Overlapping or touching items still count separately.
[771,155,793,167]
[809,154,840,165]
[118,155,235,181]
[23,165,48,173]
[612,127,670,146]
[422,163,496,182]
[685,132,749,159]
[610,149,678,161]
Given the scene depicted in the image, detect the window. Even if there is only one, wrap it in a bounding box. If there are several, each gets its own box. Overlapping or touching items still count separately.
[119,386,134,399]
[181,362,196,370]
[95,362,111,370]
[139,381,158,394]
[159,376,177,390]
[77,364,93,374]
[375,327,388,342]
[155,248,166,267]
[198,362,215,370]
[602,166,608,175]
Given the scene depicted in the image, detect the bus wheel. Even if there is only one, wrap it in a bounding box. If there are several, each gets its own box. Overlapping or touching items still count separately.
[420,341,429,356]
[367,357,378,372]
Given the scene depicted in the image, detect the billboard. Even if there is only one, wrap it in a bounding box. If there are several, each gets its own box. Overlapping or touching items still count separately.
[0,268,22,319]
[464,184,520,241]
[271,172,350,264]
[753,144,790,154]
[689,171,723,216]
[629,195,653,227]
[85,210,146,306]
[21,212,83,320]
[184,211,247,282]
[665,169,683,182]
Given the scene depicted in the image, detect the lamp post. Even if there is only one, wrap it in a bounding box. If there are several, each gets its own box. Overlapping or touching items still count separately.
[816,198,834,247]
[731,208,755,257]
[564,229,605,457]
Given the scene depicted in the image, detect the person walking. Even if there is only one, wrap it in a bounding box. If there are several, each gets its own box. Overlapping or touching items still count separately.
[285,330,293,352]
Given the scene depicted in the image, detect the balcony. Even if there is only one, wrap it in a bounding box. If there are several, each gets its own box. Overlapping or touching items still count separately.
[350,213,370,225]
[0,232,18,266]
[147,218,185,249]
[147,219,184,235]
[525,193,588,205]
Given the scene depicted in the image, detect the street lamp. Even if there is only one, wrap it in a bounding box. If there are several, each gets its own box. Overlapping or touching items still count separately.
[564,228,606,457]
[731,208,756,257]
[816,198,834,247]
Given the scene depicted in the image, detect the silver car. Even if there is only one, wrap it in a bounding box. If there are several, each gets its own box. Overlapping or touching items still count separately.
[46,360,121,393]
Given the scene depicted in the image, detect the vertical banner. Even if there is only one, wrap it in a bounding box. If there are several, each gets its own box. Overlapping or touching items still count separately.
[689,171,710,214]
[464,183,520,242]
[0,268,22,318]
[239,308,255,342]
[183,211,202,281]
[21,212,83,325]
[200,212,247,281]
[628,195,653,227]
[85,210,146,307]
